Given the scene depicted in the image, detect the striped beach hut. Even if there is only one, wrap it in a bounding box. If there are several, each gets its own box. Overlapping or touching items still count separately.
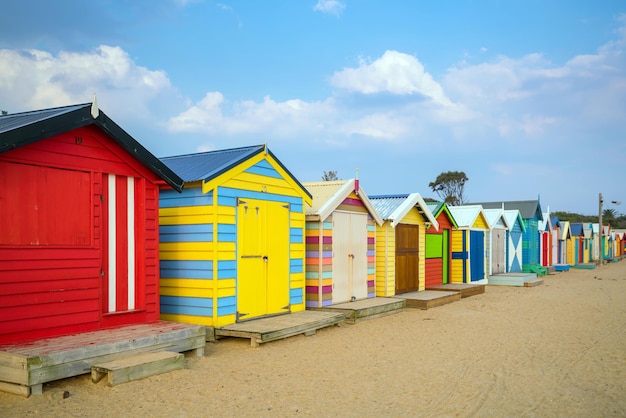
[0,103,184,344]
[369,193,439,295]
[303,179,382,307]
[503,210,526,272]
[424,201,458,288]
[448,205,491,284]
[158,145,312,326]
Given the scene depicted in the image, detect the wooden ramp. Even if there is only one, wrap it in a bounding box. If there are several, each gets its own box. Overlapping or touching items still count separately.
[316,297,406,324]
[488,273,537,287]
[215,310,345,347]
[426,283,486,298]
[397,290,461,310]
[0,321,205,397]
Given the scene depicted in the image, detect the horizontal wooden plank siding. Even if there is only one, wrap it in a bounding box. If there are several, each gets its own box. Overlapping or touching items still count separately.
[0,126,163,344]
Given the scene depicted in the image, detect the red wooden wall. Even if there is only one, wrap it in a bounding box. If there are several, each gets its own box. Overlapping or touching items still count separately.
[0,125,163,344]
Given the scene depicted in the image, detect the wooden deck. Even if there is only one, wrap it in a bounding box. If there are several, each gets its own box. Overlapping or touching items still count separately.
[0,321,205,397]
[487,273,538,287]
[396,290,461,310]
[524,278,544,287]
[426,283,486,298]
[316,297,406,324]
[215,310,346,347]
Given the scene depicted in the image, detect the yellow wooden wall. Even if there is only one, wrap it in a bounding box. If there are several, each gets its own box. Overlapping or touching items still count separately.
[375,222,395,296]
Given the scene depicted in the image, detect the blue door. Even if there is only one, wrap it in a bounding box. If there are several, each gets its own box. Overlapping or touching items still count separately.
[470,230,485,281]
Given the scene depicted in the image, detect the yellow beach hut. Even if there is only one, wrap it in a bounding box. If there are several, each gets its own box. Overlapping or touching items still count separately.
[369,193,439,295]
[158,145,312,327]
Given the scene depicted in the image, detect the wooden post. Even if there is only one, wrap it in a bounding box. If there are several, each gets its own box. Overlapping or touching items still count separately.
[599,193,603,267]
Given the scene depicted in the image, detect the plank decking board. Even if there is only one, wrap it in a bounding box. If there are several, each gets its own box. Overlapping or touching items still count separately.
[0,321,205,396]
[524,279,544,287]
[426,284,486,298]
[316,297,406,324]
[91,351,184,386]
[488,273,538,287]
[398,290,461,310]
[216,311,346,347]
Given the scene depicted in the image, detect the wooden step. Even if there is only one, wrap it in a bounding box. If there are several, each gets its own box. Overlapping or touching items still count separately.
[91,351,184,386]
[524,278,544,287]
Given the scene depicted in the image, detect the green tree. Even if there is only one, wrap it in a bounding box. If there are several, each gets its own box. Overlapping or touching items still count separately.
[322,170,339,181]
[603,208,617,219]
[428,171,468,206]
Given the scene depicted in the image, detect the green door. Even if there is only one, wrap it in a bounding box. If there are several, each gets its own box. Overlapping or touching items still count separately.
[442,229,449,284]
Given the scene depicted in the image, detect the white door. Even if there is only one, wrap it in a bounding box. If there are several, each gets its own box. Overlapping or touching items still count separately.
[332,212,368,303]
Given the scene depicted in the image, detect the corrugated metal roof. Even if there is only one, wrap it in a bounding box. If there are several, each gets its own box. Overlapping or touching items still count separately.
[369,195,407,219]
[0,103,88,135]
[161,145,264,182]
[469,200,543,221]
[0,103,184,192]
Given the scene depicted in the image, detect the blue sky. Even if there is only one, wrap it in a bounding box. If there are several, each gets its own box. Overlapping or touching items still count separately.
[1,0,625,215]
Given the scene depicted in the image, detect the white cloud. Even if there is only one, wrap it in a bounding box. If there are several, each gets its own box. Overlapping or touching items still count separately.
[313,0,345,17]
[0,46,174,120]
[330,50,454,106]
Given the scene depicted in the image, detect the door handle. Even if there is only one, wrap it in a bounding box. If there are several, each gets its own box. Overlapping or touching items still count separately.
[263,256,268,262]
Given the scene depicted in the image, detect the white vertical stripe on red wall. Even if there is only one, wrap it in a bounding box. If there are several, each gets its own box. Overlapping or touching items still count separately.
[127,176,135,310]
[107,174,117,313]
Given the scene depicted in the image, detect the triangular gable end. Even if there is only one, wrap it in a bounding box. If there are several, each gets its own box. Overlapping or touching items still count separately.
[201,147,312,205]
[389,193,439,230]
[310,179,383,225]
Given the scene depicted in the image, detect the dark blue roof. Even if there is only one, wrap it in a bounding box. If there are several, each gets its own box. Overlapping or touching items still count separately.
[0,103,184,192]
[162,145,265,182]
[161,145,312,199]
[570,223,583,236]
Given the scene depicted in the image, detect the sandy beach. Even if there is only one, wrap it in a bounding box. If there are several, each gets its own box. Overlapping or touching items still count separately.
[1,261,625,417]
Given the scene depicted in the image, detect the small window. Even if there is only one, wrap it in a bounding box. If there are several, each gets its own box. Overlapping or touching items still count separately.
[0,161,91,246]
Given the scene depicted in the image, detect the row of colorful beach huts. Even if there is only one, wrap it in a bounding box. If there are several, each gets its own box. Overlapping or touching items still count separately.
[0,103,624,394]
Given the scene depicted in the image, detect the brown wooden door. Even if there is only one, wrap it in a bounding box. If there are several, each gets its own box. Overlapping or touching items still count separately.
[395,224,419,294]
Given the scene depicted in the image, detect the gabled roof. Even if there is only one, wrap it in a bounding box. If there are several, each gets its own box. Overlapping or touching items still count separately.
[303,179,383,225]
[584,224,593,239]
[369,193,439,230]
[161,144,312,203]
[538,212,553,232]
[0,102,184,192]
[570,223,584,236]
[469,200,543,221]
[426,201,459,229]
[482,208,510,229]
[503,209,527,233]
[559,221,572,240]
[550,216,560,229]
[448,205,490,230]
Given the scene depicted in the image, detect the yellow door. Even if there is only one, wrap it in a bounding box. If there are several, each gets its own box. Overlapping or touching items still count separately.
[237,198,290,321]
